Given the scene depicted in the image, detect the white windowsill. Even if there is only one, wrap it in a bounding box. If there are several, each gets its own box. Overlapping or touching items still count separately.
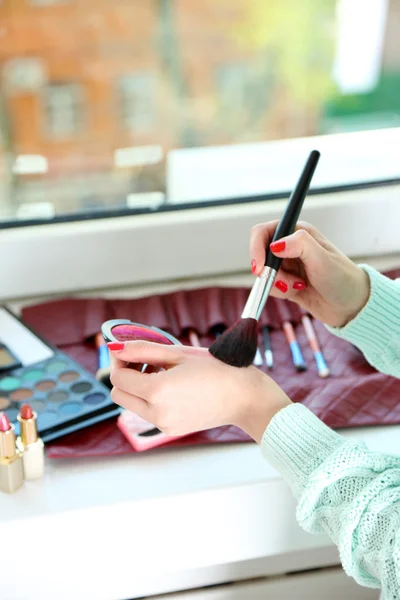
[0,128,399,301]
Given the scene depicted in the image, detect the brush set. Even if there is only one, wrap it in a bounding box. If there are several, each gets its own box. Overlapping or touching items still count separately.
[16,267,400,459]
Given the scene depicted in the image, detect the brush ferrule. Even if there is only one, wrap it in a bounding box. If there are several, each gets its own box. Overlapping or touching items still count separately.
[241,267,277,320]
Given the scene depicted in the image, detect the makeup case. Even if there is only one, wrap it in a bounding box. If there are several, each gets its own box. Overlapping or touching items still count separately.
[20,268,400,459]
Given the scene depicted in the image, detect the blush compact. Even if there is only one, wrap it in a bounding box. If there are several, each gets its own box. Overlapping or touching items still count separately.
[101,319,189,451]
[101,319,180,346]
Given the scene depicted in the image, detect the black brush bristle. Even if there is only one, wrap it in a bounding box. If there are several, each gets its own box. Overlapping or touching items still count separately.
[208,318,258,367]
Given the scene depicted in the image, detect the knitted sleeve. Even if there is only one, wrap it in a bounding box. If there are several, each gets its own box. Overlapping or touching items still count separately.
[327,264,400,377]
[262,405,400,597]
[262,267,400,597]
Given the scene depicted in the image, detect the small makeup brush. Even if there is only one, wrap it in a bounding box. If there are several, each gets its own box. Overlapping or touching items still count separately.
[302,315,330,378]
[253,345,263,367]
[95,333,112,389]
[282,321,307,372]
[262,326,273,370]
[209,150,320,367]
[188,329,202,347]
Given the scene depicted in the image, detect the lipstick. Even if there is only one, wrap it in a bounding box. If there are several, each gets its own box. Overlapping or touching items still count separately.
[17,404,45,480]
[0,412,24,493]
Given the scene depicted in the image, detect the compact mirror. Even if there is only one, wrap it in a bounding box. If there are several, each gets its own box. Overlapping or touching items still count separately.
[101,320,181,346]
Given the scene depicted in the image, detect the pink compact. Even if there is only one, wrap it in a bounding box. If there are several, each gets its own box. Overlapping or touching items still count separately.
[102,319,180,346]
[101,319,189,452]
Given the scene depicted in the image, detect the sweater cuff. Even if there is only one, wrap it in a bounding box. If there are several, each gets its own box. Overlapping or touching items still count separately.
[326,265,400,357]
[261,403,345,497]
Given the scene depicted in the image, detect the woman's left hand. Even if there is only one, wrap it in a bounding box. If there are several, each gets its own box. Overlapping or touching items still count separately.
[109,341,291,443]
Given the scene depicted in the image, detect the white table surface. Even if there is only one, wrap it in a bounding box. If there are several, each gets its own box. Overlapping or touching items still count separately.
[1,423,399,600]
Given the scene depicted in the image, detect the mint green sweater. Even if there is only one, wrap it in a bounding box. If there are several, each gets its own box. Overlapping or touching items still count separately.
[262,265,400,598]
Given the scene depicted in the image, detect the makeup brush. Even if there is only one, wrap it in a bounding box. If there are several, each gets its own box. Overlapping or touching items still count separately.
[188,329,202,347]
[282,321,307,372]
[253,346,263,367]
[209,150,320,367]
[95,333,112,389]
[302,315,330,378]
[262,326,273,370]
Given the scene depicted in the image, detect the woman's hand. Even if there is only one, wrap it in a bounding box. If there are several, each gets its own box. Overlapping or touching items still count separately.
[250,220,370,327]
[109,341,291,443]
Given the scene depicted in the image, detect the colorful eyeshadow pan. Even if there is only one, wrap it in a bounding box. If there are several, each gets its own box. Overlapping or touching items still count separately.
[0,397,10,410]
[59,371,80,383]
[48,390,69,403]
[0,343,21,372]
[30,400,47,412]
[0,348,12,366]
[10,388,33,402]
[71,382,92,394]
[59,402,83,416]
[35,380,56,392]
[46,360,68,374]
[84,392,106,405]
[23,369,44,383]
[0,377,20,392]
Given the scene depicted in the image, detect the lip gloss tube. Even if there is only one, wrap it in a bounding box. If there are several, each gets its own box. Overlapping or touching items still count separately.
[17,404,45,480]
[0,412,24,493]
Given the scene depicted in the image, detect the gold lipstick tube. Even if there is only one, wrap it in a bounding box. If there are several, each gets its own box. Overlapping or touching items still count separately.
[0,422,24,493]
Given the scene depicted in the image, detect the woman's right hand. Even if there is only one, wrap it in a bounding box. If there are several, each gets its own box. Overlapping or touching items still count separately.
[250,221,370,328]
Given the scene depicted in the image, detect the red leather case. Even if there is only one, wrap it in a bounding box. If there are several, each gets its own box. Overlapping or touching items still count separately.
[21,269,400,458]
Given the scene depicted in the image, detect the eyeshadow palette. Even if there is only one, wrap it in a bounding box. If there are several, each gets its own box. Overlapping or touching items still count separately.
[0,306,120,443]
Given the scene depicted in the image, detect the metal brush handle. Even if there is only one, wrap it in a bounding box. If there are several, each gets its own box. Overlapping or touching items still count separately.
[241,266,276,320]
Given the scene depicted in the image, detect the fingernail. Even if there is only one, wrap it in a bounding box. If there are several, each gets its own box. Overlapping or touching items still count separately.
[251,259,257,274]
[293,281,306,291]
[107,342,125,352]
[275,280,288,293]
[270,240,286,253]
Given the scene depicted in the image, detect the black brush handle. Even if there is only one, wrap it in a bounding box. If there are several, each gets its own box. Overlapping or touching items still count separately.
[265,150,320,269]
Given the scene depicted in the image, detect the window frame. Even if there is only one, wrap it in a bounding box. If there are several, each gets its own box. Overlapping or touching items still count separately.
[1,178,399,301]
[1,128,400,301]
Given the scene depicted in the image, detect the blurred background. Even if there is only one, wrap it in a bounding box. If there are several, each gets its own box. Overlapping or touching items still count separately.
[0,0,398,222]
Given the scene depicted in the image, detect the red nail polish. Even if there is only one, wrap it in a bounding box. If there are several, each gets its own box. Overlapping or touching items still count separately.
[275,280,288,293]
[270,240,286,253]
[251,259,257,274]
[293,281,306,290]
[107,342,125,351]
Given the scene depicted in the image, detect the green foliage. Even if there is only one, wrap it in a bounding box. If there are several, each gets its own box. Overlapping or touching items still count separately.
[326,71,400,116]
[230,0,338,108]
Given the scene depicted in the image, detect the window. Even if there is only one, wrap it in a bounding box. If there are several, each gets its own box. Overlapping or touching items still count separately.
[0,0,398,228]
[2,58,46,94]
[43,83,84,139]
[118,73,156,133]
